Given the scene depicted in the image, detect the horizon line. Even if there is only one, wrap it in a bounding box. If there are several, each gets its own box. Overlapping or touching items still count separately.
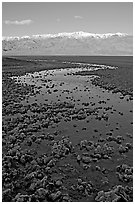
[2,31,132,39]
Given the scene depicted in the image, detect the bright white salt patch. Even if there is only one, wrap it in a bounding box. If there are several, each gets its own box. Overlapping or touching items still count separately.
[11,63,117,82]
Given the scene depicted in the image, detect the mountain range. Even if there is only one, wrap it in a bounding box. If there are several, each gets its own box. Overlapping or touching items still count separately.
[2,31,133,56]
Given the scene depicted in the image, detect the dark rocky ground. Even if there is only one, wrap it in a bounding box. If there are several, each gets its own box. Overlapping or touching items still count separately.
[2,56,133,202]
[74,67,133,98]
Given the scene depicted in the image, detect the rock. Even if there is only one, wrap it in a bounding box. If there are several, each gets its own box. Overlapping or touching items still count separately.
[82,127,86,130]
[77,184,84,191]
[9,135,16,143]
[82,102,89,106]
[29,182,38,192]
[119,145,128,154]
[20,155,26,164]
[41,176,48,188]
[77,114,86,120]
[29,194,37,202]
[126,143,132,149]
[95,185,133,202]
[31,134,36,142]
[126,133,133,138]
[25,172,36,181]
[13,193,29,202]
[27,138,32,146]
[95,190,121,202]
[35,138,42,144]
[82,156,91,164]
[31,159,38,166]
[94,153,102,159]
[77,178,83,185]
[96,165,101,171]
[2,188,12,202]
[106,136,114,142]
[103,154,109,159]
[85,145,92,151]
[80,140,88,149]
[77,155,81,163]
[36,188,48,200]
[62,195,71,201]
[44,156,52,165]
[83,164,91,170]
[55,180,62,187]
[49,191,62,201]
[116,164,133,183]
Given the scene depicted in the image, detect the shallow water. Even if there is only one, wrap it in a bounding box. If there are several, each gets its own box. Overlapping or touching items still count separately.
[13,66,132,145]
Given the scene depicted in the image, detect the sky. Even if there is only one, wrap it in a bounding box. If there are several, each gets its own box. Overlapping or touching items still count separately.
[2,2,133,37]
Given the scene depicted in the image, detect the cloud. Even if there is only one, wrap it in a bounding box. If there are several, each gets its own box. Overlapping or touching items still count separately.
[56,18,60,22]
[5,19,33,25]
[74,16,83,19]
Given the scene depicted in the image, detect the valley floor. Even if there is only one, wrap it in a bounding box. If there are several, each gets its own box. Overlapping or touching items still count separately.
[2,56,133,202]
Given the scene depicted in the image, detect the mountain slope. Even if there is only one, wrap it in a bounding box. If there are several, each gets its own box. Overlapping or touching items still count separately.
[2,31,133,56]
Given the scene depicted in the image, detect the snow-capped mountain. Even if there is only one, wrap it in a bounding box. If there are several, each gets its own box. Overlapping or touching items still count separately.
[2,31,133,55]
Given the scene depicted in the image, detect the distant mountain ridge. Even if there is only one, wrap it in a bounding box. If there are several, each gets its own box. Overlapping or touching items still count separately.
[2,31,133,56]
